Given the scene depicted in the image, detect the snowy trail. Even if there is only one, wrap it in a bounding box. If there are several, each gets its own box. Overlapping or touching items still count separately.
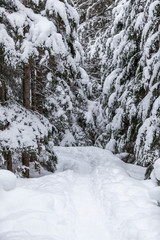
[1,147,160,240]
[71,175,110,240]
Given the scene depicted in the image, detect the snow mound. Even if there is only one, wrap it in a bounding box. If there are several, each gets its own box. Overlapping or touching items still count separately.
[0,170,17,191]
[154,159,160,181]
[54,146,110,174]
[151,158,160,185]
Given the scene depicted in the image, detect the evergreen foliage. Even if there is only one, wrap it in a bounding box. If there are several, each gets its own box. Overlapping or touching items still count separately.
[0,0,90,177]
[96,0,160,165]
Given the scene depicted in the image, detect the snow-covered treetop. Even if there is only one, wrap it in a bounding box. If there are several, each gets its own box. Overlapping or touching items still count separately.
[0,0,79,65]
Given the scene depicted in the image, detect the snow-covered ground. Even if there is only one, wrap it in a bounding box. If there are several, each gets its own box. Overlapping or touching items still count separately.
[0,147,160,240]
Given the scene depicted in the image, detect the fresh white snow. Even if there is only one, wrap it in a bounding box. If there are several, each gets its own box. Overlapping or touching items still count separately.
[0,147,160,240]
[0,170,17,191]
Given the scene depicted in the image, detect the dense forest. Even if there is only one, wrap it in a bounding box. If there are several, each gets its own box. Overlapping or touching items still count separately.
[0,0,160,178]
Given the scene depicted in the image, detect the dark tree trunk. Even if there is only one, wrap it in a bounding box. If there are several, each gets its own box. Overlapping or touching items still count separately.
[7,151,12,172]
[23,64,31,109]
[0,48,6,104]
[36,67,44,114]
[0,78,6,104]
[22,152,30,178]
[3,151,12,171]
[31,66,37,111]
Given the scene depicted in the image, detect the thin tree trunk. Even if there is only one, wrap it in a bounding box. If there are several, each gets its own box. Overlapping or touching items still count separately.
[31,66,37,111]
[0,48,5,104]
[22,152,30,178]
[3,151,12,172]
[36,67,44,114]
[0,78,5,104]
[7,151,12,172]
[23,64,31,109]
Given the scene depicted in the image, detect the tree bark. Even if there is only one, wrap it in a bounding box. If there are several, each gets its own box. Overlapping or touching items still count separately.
[22,152,30,178]
[36,67,44,114]
[0,48,6,104]
[3,151,12,171]
[23,64,31,109]
[7,151,12,172]
[31,66,37,111]
[0,78,6,104]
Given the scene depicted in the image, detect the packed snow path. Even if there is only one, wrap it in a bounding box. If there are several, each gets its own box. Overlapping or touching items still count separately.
[1,147,160,240]
[72,175,110,240]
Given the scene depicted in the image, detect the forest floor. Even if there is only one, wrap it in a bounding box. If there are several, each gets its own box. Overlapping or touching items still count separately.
[1,147,160,240]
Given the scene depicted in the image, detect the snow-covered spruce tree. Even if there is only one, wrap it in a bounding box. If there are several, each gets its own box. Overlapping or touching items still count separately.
[97,0,160,166]
[0,0,90,177]
[75,0,114,99]
[72,0,115,145]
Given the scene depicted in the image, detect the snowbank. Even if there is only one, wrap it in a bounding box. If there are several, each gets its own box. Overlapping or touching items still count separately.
[0,170,17,191]
[0,147,160,240]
